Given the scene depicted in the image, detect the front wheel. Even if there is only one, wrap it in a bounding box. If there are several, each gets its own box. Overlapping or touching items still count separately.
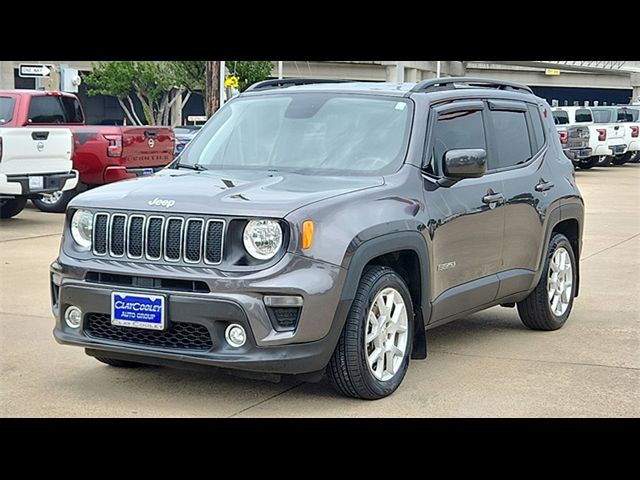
[32,185,83,213]
[517,233,576,331]
[0,198,27,219]
[328,266,414,400]
[577,157,599,169]
[629,152,640,164]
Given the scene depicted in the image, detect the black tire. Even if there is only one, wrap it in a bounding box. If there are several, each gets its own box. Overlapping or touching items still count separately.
[0,198,27,219]
[629,152,640,164]
[32,186,82,213]
[93,355,146,368]
[597,155,613,167]
[611,154,629,166]
[328,266,414,400]
[577,157,598,169]
[517,233,576,331]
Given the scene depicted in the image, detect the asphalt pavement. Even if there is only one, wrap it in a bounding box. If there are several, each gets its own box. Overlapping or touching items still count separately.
[1,164,638,417]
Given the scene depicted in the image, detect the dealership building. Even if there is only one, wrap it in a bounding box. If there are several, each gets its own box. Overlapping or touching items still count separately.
[1,60,638,125]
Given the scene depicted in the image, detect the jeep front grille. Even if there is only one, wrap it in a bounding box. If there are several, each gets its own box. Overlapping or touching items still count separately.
[92,212,224,265]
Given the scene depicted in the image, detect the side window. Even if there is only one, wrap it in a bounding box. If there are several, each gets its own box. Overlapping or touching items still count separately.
[61,97,84,123]
[429,109,486,175]
[489,110,532,169]
[527,104,546,152]
[27,96,65,123]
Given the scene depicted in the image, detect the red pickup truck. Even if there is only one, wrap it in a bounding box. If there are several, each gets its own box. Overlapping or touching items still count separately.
[0,90,175,212]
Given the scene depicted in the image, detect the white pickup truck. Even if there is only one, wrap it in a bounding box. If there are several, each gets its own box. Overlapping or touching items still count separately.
[0,127,78,218]
[551,106,626,169]
[590,106,638,165]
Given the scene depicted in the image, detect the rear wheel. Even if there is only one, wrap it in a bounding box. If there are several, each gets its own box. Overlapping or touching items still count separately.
[0,198,27,219]
[577,157,598,169]
[517,233,576,331]
[328,266,414,400]
[611,154,629,166]
[32,185,83,213]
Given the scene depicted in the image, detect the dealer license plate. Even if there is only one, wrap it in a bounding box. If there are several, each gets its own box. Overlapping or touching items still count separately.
[111,292,165,330]
[29,176,44,190]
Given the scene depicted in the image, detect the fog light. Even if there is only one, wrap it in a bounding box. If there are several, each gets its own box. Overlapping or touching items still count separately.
[64,306,82,329]
[225,324,246,348]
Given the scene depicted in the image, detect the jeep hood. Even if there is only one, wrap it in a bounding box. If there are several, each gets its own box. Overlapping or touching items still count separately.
[70,169,384,217]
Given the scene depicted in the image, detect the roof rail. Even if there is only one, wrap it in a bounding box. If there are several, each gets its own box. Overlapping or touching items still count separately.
[245,78,352,92]
[409,77,533,94]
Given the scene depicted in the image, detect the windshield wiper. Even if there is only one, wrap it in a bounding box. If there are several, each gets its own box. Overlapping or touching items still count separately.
[175,163,207,171]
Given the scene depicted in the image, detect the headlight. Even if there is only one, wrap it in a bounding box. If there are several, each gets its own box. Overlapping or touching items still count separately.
[70,209,93,250]
[243,219,283,260]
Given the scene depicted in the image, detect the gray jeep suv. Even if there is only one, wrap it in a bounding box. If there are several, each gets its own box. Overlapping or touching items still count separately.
[51,77,584,399]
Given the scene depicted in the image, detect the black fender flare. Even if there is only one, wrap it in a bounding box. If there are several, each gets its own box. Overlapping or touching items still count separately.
[531,202,584,296]
[339,231,431,359]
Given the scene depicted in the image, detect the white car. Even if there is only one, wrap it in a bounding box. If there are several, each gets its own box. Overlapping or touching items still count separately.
[0,127,78,218]
[552,106,626,168]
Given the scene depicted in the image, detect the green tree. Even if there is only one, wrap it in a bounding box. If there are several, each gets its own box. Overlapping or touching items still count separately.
[227,61,273,91]
[83,61,194,126]
[83,61,274,124]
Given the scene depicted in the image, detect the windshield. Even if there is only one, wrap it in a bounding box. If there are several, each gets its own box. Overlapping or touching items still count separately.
[178,93,412,175]
[0,96,16,125]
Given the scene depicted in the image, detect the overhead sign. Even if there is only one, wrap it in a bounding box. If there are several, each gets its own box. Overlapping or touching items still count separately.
[19,64,53,78]
[544,68,561,76]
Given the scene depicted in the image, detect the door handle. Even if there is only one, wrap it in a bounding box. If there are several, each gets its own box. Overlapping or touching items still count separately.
[535,180,555,192]
[482,192,504,204]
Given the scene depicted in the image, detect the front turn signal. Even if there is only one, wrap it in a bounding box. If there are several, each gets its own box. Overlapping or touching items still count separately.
[302,220,314,250]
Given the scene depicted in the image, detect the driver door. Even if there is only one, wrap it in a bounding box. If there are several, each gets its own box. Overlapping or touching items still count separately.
[422,100,505,323]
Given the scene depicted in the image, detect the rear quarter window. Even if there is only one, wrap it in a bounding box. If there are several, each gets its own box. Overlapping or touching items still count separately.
[0,96,16,124]
[528,104,546,151]
[61,96,84,123]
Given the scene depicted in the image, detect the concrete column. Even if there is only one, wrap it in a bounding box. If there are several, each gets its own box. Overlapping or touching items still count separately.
[0,61,15,89]
[631,73,640,103]
[405,68,419,83]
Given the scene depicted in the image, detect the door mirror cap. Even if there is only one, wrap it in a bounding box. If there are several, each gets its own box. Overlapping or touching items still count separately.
[439,148,487,186]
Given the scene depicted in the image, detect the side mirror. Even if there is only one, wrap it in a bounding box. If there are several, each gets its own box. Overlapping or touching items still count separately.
[439,148,487,186]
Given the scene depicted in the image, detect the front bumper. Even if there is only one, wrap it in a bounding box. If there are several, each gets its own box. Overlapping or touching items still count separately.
[51,252,349,375]
[0,170,78,197]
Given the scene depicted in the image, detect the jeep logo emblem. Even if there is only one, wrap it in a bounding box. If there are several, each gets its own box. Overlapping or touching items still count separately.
[148,198,176,208]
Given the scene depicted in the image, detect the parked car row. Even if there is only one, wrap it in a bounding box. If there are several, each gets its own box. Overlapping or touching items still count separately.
[0,90,175,214]
[552,105,640,169]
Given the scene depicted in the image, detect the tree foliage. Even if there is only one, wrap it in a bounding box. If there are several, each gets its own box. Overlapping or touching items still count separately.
[83,61,274,125]
[226,61,273,91]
